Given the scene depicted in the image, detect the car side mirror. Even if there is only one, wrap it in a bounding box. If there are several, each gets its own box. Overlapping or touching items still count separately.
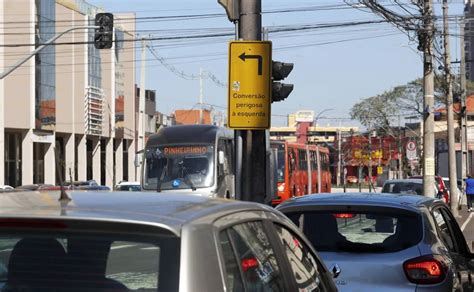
[134,154,142,168]
[218,151,225,165]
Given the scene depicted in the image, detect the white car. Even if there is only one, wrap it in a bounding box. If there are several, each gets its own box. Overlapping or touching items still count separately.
[0,185,13,191]
[115,181,141,191]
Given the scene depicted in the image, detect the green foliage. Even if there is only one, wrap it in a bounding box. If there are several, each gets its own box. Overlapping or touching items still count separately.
[350,78,444,134]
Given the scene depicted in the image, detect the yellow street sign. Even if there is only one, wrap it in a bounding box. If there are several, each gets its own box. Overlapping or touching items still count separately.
[377,166,383,175]
[228,41,271,129]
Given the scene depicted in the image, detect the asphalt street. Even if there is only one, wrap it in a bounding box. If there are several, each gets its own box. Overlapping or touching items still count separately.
[456,204,474,252]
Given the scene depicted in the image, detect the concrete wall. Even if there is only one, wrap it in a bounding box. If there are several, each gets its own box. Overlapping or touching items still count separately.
[3,0,34,129]
[55,4,74,133]
[116,13,136,141]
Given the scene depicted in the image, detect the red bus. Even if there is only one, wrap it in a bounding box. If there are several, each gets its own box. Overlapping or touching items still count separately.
[271,140,331,205]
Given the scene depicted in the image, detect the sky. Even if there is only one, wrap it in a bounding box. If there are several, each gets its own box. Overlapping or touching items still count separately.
[90,0,466,128]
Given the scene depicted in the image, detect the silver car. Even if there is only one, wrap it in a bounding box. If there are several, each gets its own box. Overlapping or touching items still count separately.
[0,191,336,292]
[277,193,474,291]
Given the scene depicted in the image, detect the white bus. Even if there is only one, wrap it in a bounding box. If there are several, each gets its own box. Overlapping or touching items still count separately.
[141,125,235,198]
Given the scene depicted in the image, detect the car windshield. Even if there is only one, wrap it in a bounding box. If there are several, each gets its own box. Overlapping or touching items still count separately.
[0,222,180,292]
[143,145,214,190]
[286,211,422,253]
[118,185,141,191]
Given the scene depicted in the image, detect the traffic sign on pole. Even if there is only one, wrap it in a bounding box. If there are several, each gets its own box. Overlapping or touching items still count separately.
[406,141,417,161]
[228,41,272,129]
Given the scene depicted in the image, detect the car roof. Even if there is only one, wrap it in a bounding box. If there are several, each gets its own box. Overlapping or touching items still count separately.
[383,179,423,184]
[146,124,232,147]
[277,193,440,213]
[117,182,140,186]
[0,191,274,237]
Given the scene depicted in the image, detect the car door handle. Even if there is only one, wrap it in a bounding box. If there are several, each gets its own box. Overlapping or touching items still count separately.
[332,264,341,278]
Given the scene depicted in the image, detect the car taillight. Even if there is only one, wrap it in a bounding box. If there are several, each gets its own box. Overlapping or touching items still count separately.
[403,256,446,284]
[241,258,259,272]
[333,213,355,219]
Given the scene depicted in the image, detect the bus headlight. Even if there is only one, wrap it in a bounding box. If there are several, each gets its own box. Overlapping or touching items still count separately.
[277,184,285,192]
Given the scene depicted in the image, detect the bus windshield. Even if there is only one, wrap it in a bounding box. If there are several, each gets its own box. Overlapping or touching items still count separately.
[143,145,214,191]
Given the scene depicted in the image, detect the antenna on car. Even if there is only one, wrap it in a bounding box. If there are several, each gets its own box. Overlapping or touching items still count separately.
[54,144,71,202]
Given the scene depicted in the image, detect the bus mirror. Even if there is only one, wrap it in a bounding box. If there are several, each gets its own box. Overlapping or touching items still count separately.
[134,154,142,168]
[219,151,225,165]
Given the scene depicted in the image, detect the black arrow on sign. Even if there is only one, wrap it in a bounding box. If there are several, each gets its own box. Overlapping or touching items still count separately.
[239,52,263,75]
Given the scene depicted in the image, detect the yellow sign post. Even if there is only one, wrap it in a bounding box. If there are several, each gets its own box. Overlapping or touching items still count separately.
[228,41,272,129]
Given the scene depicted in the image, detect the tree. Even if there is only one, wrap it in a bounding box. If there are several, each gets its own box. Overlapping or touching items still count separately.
[350,78,444,134]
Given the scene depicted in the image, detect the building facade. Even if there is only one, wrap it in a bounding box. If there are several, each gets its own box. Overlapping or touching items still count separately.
[0,0,137,188]
[465,1,474,87]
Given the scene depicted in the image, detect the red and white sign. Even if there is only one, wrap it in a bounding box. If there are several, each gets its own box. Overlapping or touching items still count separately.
[406,141,417,161]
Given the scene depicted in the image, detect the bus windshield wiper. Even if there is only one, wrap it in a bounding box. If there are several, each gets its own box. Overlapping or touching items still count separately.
[156,159,168,192]
[179,161,196,191]
[183,173,197,191]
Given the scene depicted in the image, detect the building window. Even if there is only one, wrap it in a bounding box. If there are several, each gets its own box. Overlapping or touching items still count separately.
[4,133,22,187]
[115,29,125,130]
[35,0,56,131]
[33,143,46,184]
[88,17,102,88]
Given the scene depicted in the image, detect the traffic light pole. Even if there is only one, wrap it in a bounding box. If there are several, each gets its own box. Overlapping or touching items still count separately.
[237,0,266,203]
[0,26,98,80]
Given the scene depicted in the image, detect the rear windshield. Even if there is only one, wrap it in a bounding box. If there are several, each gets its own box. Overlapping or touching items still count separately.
[0,222,180,291]
[286,211,422,253]
[382,182,423,195]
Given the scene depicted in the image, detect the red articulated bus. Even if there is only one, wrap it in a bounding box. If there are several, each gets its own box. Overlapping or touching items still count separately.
[271,140,331,206]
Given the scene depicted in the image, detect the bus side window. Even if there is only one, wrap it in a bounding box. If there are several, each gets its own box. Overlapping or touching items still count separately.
[288,151,295,175]
[299,149,307,171]
[311,151,317,171]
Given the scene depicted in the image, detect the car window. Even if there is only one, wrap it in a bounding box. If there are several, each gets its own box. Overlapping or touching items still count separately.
[219,231,244,292]
[286,211,422,253]
[432,208,457,252]
[273,224,324,292]
[118,185,141,191]
[0,229,180,291]
[220,221,286,291]
[106,241,160,290]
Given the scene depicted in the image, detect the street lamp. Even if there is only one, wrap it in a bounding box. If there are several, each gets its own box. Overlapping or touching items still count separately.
[314,108,334,126]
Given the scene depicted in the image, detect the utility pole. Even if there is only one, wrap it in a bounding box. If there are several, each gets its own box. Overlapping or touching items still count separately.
[422,0,436,197]
[238,0,266,203]
[368,130,372,192]
[398,114,403,179]
[460,21,469,187]
[137,37,147,181]
[337,129,342,186]
[443,0,459,215]
[199,68,204,124]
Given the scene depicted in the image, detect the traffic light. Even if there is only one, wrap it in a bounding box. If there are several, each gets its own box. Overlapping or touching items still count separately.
[94,13,114,49]
[271,61,294,103]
